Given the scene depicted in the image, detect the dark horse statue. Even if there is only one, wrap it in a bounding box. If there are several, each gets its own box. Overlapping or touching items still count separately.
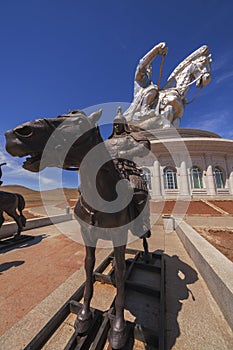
[5,109,151,348]
[0,191,26,237]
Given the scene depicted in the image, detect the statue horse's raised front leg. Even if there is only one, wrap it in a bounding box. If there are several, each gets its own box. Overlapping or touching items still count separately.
[108,244,128,349]
[74,245,96,334]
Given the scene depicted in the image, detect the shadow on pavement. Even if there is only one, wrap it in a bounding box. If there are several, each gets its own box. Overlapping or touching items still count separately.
[0,260,24,273]
[164,253,198,349]
[0,234,48,253]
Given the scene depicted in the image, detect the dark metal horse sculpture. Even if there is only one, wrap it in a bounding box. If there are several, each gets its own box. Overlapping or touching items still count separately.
[0,191,26,237]
[5,109,151,348]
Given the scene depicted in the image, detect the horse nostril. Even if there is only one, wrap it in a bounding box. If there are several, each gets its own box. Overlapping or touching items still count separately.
[14,125,33,138]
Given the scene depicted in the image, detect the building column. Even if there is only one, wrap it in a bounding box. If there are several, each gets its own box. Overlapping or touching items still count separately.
[152,160,162,198]
[205,155,216,196]
[179,160,190,196]
[226,155,233,195]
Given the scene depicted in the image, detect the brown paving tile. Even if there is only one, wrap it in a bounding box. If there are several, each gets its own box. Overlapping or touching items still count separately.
[209,200,233,214]
[150,200,222,216]
[0,234,85,335]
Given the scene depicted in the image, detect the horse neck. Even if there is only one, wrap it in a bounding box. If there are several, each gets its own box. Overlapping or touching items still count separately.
[164,62,198,96]
[79,135,119,203]
[175,64,195,96]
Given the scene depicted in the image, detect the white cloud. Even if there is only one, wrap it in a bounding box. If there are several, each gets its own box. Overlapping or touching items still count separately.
[213,49,233,71]
[39,176,55,184]
[39,174,62,188]
[0,138,41,189]
[185,111,230,137]
[215,70,233,84]
[212,48,233,85]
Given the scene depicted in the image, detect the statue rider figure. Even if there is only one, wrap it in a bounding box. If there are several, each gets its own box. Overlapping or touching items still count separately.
[125,42,168,120]
[106,107,151,240]
[135,42,168,111]
[0,163,7,186]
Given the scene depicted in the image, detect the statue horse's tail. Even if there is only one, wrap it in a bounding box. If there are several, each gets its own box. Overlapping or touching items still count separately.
[16,194,27,227]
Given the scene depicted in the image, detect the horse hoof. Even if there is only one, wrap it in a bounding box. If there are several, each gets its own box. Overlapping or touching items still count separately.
[74,314,93,334]
[108,326,128,349]
[13,234,21,240]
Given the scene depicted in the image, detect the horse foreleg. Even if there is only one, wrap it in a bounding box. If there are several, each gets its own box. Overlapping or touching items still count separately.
[17,195,26,227]
[75,245,96,334]
[161,105,174,127]
[19,213,26,227]
[108,244,127,349]
[114,245,126,330]
[6,210,23,236]
[82,245,96,315]
[143,236,149,255]
[142,236,152,263]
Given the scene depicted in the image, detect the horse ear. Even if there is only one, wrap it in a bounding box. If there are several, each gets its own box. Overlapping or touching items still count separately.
[89,109,102,125]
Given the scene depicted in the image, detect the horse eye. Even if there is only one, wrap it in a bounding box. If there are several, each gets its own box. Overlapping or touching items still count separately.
[14,125,33,138]
[74,118,84,126]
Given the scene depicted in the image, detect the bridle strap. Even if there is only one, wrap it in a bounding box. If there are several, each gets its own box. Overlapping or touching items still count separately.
[186,85,203,105]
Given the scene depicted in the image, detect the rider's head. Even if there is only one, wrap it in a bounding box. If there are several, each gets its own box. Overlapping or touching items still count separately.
[109,107,130,137]
[113,122,125,135]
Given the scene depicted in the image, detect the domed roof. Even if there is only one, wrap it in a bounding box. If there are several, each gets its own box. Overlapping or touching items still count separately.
[142,128,221,141]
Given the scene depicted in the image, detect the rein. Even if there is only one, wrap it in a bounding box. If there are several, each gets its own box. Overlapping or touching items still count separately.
[178,61,205,104]
[163,60,205,105]
[158,54,165,89]
[169,58,208,92]
[164,73,202,93]
[185,85,203,105]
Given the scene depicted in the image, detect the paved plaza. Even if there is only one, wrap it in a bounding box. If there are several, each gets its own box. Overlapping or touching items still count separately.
[0,218,232,349]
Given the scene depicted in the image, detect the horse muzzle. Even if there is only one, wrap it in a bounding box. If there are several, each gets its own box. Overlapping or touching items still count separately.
[198,73,211,88]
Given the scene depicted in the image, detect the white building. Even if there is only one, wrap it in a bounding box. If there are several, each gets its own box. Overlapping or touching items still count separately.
[138,128,233,199]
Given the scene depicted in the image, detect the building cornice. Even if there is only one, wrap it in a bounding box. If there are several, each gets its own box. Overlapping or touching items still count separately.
[150,136,233,153]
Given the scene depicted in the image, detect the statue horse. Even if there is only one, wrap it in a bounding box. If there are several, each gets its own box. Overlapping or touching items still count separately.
[125,45,212,129]
[0,191,26,237]
[5,109,151,348]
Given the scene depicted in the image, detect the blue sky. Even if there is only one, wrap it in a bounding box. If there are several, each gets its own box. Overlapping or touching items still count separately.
[0,0,233,190]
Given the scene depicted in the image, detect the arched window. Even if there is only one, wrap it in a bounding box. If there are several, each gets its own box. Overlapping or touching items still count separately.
[190,166,203,189]
[141,167,152,190]
[163,167,177,189]
[214,167,225,189]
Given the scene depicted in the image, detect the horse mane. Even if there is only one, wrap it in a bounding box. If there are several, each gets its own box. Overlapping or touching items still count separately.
[56,109,87,118]
[164,45,210,88]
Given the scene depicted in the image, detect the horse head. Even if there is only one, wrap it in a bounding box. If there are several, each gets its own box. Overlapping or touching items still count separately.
[191,49,212,88]
[5,109,102,172]
[165,45,212,93]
